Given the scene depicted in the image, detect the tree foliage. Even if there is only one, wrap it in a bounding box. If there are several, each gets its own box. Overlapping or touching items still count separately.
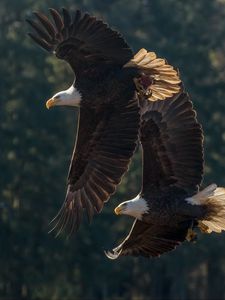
[1,0,225,299]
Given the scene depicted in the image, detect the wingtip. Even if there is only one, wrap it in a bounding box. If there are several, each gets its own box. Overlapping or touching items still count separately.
[47,191,84,238]
[49,7,58,13]
[104,250,119,260]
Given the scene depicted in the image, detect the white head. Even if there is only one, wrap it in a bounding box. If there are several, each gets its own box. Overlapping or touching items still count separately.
[46,85,82,109]
[114,195,149,220]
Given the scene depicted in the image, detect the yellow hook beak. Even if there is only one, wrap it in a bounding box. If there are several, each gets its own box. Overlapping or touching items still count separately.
[114,206,123,215]
[46,98,56,109]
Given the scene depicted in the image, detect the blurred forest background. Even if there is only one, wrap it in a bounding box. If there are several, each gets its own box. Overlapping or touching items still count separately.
[1,0,225,299]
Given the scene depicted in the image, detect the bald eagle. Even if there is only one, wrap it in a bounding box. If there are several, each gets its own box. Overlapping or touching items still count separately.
[27,8,181,235]
[106,91,225,259]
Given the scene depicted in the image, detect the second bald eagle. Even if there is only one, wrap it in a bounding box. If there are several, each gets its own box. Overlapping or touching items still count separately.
[106,91,225,259]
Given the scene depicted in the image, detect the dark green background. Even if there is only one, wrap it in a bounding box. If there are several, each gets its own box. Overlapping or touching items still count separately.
[1,0,225,299]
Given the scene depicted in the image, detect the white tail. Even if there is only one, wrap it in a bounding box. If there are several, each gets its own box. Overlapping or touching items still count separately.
[186,184,225,233]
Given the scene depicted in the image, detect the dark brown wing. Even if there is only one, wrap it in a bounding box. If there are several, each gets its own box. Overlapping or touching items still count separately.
[26,8,133,71]
[140,91,204,196]
[50,97,139,235]
[105,219,188,259]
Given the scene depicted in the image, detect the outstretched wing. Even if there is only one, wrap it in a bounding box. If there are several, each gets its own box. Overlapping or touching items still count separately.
[105,219,188,259]
[51,97,139,235]
[26,8,133,72]
[140,91,204,196]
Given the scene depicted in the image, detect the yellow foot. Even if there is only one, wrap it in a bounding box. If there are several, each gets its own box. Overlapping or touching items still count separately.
[186,228,197,242]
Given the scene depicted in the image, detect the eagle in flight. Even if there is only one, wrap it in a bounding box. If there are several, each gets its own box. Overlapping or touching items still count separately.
[106,91,225,259]
[27,8,180,235]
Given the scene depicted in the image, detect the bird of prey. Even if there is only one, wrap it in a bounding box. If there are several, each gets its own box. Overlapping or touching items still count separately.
[26,8,181,235]
[106,91,225,259]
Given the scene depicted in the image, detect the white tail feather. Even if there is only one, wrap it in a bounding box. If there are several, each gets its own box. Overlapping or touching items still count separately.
[186,184,225,234]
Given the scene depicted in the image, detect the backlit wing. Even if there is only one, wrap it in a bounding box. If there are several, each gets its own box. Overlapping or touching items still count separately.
[124,48,181,101]
[105,219,188,259]
[26,8,133,72]
[51,97,139,235]
[140,91,204,196]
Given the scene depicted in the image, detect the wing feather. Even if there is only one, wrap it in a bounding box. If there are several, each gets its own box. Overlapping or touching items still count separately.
[27,32,53,51]
[49,8,64,32]
[50,97,139,235]
[27,8,133,71]
[105,220,188,259]
[33,11,56,37]
[140,91,204,196]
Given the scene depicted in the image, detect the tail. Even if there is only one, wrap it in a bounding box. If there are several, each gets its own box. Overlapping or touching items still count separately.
[186,184,225,233]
